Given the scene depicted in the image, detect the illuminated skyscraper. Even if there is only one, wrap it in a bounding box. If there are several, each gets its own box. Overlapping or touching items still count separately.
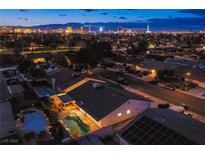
[23,28,33,33]
[76,26,83,33]
[146,24,151,34]
[99,27,103,32]
[88,26,91,33]
[14,28,22,33]
[66,26,73,33]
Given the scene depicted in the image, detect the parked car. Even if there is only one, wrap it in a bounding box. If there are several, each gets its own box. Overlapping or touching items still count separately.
[183,112,193,117]
[158,103,170,109]
[149,80,158,85]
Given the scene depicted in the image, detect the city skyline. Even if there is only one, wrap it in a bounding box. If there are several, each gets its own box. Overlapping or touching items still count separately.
[0,9,205,31]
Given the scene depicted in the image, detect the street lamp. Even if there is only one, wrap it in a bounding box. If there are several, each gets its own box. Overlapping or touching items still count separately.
[185,72,191,91]
[186,72,191,76]
[151,69,157,78]
[186,72,191,81]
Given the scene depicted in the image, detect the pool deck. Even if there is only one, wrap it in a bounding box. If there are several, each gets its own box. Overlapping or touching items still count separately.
[58,106,99,138]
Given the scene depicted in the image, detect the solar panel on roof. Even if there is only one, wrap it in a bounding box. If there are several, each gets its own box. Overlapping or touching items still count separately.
[120,116,196,145]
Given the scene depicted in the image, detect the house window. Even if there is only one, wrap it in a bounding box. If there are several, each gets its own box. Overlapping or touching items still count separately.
[117,113,122,117]
[127,110,131,114]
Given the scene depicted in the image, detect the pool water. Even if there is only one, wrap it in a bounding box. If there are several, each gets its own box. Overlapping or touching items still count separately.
[34,86,55,97]
[63,116,90,138]
[22,111,46,133]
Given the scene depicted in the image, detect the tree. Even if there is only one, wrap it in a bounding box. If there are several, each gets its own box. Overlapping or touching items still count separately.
[30,68,46,78]
[136,39,148,54]
[74,41,113,69]
[127,43,136,56]
[18,59,34,74]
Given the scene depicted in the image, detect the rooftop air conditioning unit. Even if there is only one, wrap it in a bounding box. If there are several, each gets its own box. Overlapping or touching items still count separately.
[92,82,102,89]
[80,101,84,105]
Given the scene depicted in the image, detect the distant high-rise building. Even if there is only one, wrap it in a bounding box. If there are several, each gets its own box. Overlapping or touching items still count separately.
[99,27,103,32]
[0,26,9,33]
[66,26,73,33]
[118,26,123,32]
[146,24,151,34]
[23,28,33,33]
[56,28,65,33]
[14,28,22,33]
[75,26,83,33]
[88,26,91,33]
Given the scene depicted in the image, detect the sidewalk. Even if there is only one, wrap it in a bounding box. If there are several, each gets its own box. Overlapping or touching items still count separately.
[176,88,205,100]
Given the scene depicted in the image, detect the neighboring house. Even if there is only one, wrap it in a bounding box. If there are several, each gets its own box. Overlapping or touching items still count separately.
[46,68,89,93]
[117,108,205,145]
[165,58,205,69]
[137,59,177,72]
[174,66,205,88]
[7,84,25,98]
[24,52,52,62]
[0,101,16,139]
[126,58,177,74]
[1,68,20,81]
[0,78,16,140]
[126,57,143,69]
[0,78,11,102]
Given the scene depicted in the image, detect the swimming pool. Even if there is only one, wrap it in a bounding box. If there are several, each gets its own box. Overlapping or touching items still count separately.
[62,116,90,138]
[34,86,55,97]
[21,110,47,133]
[29,81,55,97]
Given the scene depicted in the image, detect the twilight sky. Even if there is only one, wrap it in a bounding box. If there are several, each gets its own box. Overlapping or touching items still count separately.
[0,9,205,31]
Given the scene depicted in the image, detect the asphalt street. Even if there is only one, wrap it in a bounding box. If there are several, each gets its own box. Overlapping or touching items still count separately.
[97,68,205,116]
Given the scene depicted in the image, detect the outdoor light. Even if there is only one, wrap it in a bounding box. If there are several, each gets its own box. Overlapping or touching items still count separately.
[151,69,156,74]
[118,113,122,117]
[186,72,191,76]
[127,110,131,114]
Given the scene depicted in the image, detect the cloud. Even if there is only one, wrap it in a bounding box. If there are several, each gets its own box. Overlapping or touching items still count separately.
[19,9,29,12]
[17,17,28,21]
[101,12,108,16]
[59,14,66,17]
[82,9,98,13]
[179,9,205,17]
[119,16,127,20]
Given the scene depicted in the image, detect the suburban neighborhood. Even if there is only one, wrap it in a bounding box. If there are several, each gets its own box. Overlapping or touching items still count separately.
[1,9,205,145]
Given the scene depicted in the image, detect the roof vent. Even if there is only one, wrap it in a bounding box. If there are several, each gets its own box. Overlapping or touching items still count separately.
[92,82,102,89]
[80,101,84,105]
